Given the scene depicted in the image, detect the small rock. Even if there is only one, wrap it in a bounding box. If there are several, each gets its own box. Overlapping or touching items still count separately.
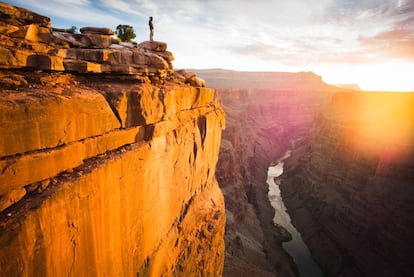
[174,71,186,83]
[39,179,51,190]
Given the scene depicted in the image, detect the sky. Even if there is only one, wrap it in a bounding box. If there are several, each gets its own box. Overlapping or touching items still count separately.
[6,0,414,91]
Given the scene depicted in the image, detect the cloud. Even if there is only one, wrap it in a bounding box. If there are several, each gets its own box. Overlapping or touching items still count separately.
[392,0,414,30]
[351,0,414,61]
[98,0,159,17]
[359,28,414,61]
[258,0,414,65]
[5,0,414,75]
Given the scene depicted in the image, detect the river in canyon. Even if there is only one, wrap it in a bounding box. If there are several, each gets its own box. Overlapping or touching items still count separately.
[267,151,324,277]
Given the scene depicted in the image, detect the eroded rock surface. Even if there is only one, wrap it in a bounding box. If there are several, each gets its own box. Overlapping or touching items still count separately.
[0,2,224,276]
[0,2,206,86]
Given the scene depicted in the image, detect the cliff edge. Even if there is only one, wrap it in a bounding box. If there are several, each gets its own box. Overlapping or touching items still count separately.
[0,2,225,276]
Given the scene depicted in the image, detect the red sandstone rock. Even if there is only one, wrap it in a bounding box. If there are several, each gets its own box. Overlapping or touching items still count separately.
[0,2,51,27]
[79,26,114,35]
[0,2,176,80]
[72,33,113,48]
[139,40,168,52]
[0,3,226,276]
[0,67,226,276]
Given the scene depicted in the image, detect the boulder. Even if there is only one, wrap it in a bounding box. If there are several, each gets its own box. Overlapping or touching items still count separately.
[24,24,52,43]
[139,40,167,52]
[189,76,206,88]
[177,70,206,87]
[143,52,169,70]
[72,33,113,49]
[80,26,114,35]
[157,50,174,62]
[0,2,51,27]
[51,27,76,33]
[174,70,186,83]
[54,33,114,49]
[52,31,87,48]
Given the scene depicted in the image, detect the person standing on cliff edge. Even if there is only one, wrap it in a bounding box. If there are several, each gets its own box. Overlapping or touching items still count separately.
[149,16,154,41]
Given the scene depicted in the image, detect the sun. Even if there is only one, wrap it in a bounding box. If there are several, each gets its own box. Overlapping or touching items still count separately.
[356,63,414,92]
[319,62,414,92]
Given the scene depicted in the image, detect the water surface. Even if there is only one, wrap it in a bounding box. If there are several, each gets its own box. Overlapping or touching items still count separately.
[267,151,323,277]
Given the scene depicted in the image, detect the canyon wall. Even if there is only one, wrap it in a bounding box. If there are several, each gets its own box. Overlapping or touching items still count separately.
[195,69,335,276]
[0,3,225,276]
[280,91,414,277]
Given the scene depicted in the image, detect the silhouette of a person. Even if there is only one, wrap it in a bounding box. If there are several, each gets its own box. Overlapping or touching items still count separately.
[149,16,154,41]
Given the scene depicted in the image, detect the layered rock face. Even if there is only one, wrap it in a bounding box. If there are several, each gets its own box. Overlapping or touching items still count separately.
[0,3,225,276]
[280,91,414,276]
[195,69,334,276]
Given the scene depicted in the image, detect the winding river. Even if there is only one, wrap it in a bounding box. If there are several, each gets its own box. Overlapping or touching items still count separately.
[267,151,323,277]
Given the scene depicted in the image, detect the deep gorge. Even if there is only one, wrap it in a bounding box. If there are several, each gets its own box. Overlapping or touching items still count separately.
[199,69,414,277]
[280,91,414,277]
[195,69,334,276]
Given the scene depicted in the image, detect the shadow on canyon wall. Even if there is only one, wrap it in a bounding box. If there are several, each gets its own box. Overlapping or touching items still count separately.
[280,91,414,277]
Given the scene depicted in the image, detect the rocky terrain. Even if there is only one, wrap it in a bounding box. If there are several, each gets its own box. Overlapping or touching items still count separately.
[280,91,414,277]
[0,2,225,276]
[195,69,337,276]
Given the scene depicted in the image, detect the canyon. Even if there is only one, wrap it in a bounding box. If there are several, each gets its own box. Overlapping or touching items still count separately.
[198,69,414,277]
[280,91,414,277]
[2,2,413,277]
[0,3,225,276]
[195,69,336,276]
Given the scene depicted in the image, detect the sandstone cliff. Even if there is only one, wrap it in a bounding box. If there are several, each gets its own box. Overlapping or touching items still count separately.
[0,3,225,276]
[195,69,334,276]
[280,91,414,276]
